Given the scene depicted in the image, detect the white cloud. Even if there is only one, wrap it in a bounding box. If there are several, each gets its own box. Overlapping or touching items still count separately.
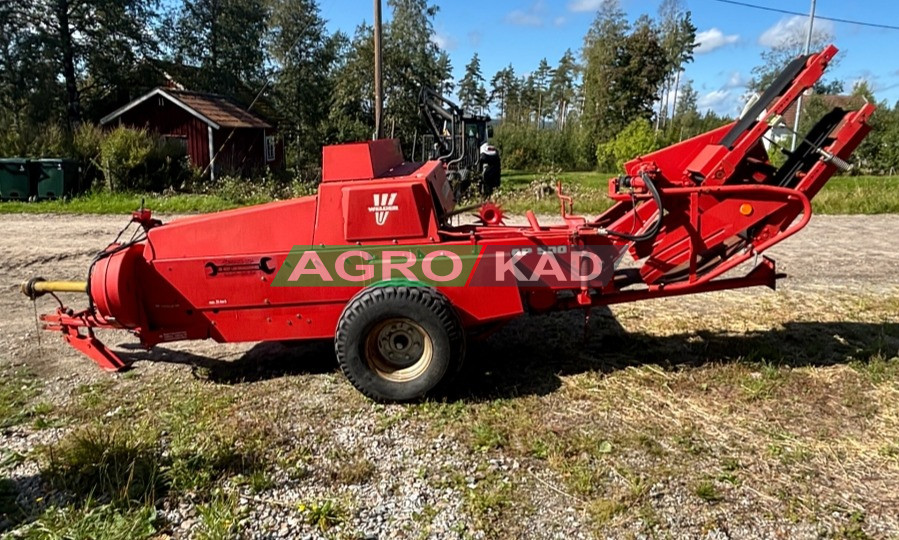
[694,28,739,54]
[568,0,602,12]
[725,71,748,89]
[506,10,543,27]
[698,89,742,116]
[505,1,547,27]
[430,31,457,50]
[554,16,567,27]
[758,15,834,48]
[467,31,482,47]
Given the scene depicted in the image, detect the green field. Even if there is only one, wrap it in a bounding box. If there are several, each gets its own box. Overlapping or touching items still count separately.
[1,173,897,216]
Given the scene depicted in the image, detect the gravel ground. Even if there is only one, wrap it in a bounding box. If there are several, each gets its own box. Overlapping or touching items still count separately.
[1,212,898,539]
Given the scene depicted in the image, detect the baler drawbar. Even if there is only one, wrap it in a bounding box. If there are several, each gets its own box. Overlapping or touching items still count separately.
[23,46,876,401]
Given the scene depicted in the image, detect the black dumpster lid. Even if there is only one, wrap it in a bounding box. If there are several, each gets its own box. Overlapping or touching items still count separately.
[0,158,30,164]
[33,158,78,163]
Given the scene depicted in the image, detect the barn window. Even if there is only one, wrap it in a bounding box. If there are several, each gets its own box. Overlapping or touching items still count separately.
[265,136,276,163]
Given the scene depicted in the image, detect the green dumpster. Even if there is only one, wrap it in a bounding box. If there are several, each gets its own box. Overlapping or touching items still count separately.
[34,159,81,199]
[0,158,32,201]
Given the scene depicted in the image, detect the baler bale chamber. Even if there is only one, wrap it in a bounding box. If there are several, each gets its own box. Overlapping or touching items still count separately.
[22,45,876,402]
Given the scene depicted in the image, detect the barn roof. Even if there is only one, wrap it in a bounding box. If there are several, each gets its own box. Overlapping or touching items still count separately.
[100,87,272,130]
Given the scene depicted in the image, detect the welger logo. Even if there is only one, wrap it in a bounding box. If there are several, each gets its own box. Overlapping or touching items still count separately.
[369,193,399,226]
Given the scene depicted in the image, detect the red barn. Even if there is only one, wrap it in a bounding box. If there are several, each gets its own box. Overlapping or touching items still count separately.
[100,87,282,180]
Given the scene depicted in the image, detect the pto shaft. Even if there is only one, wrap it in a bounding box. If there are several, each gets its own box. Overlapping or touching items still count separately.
[21,278,87,300]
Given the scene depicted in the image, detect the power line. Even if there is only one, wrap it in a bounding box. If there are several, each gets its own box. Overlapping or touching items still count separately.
[711,0,899,31]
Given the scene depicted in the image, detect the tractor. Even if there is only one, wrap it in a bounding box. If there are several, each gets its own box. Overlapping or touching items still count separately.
[22,45,874,402]
[418,87,501,198]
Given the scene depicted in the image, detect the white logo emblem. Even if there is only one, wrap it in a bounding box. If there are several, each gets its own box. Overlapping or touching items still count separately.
[369,193,399,226]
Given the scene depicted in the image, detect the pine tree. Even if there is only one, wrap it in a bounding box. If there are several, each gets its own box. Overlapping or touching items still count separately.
[489,65,517,122]
[458,53,488,114]
[533,58,553,128]
[549,50,579,129]
[330,23,375,142]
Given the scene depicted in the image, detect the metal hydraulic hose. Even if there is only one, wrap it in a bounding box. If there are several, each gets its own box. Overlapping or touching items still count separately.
[604,171,665,243]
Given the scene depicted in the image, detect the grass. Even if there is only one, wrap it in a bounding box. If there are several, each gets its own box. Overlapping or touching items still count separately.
[196,490,243,540]
[8,377,277,537]
[404,291,899,535]
[2,290,897,537]
[298,499,345,532]
[0,190,255,215]
[1,173,896,216]
[16,502,158,540]
[44,427,165,506]
[0,366,42,429]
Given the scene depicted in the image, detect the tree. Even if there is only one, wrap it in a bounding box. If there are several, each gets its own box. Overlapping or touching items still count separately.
[167,0,268,93]
[330,23,375,142]
[329,0,451,149]
[852,80,875,102]
[489,66,516,121]
[549,50,579,129]
[268,0,343,168]
[669,79,702,141]
[382,0,452,145]
[749,17,834,93]
[5,0,159,126]
[581,4,667,165]
[655,0,697,130]
[458,53,488,114]
[581,0,630,149]
[619,16,668,125]
[596,117,659,171]
[0,4,63,125]
[533,58,553,127]
[436,52,454,95]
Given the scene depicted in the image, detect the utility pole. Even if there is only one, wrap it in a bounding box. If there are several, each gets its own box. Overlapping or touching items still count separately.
[791,0,817,151]
[373,0,384,140]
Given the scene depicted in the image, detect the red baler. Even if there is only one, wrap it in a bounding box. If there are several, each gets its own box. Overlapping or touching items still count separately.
[23,46,875,401]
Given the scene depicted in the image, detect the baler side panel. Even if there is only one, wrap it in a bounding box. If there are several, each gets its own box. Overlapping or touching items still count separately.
[146,197,318,259]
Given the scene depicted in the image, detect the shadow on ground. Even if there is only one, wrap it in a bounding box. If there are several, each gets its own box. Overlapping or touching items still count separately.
[120,308,899,401]
[120,339,336,384]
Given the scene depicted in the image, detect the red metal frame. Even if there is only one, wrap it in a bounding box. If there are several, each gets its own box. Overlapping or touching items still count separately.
[34,45,876,372]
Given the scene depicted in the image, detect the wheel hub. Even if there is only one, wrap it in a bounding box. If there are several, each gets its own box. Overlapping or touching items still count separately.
[365,319,433,382]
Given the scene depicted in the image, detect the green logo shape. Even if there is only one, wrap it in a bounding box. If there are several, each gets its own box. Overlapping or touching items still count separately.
[273,245,483,287]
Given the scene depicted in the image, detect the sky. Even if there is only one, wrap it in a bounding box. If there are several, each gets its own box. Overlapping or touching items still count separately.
[318,0,899,117]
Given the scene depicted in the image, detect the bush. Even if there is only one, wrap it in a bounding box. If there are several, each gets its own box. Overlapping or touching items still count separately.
[99,127,153,191]
[72,123,105,189]
[99,127,197,192]
[493,124,591,171]
[208,173,317,205]
[595,118,661,172]
[0,115,70,158]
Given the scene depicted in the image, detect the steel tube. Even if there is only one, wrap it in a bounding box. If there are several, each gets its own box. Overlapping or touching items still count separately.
[21,278,87,299]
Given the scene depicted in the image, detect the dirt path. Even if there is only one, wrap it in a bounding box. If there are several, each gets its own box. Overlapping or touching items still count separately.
[1,211,897,391]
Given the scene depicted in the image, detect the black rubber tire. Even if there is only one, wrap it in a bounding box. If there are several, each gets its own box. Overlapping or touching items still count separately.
[335,286,465,402]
